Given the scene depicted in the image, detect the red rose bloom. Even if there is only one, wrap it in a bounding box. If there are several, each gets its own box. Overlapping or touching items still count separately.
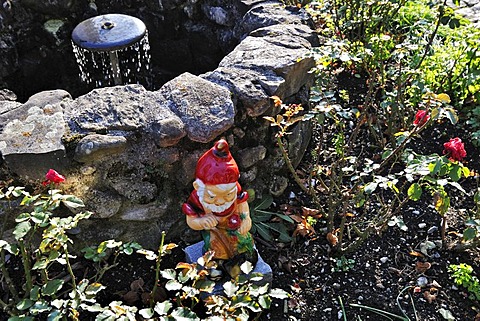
[227,213,242,230]
[443,137,466,162]
[43,169,66,186]
[413,110,430,126]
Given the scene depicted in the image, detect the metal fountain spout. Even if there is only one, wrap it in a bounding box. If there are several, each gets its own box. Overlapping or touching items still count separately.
[71,14,150,87]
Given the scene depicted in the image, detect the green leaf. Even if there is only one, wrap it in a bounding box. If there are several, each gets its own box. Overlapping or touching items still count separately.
[160,269,177,280]
[13,221,32,240]
[273,212,295,223]
[31,212,48,224]
[444,108,458,124]
[240,261,254,274]
[381,150,392,160]
[33,258,49,270]
[429,159,442,175]
[449,164,462,182]
[0,240,18,254]
[42,279,64,296]
[16,298,34,310]
[407,183,422,201]
[269,288,289,299]
[463,227,477,241]
[9,317,34,321]
[165,279,182,291]
[258,294,272,309]
[255,223,273,241]
[139,308,154,318]
[171,307,200,321]
[154,301,173,316]
[364,182,378,194]
[47,310,63,321]
[137,249,157,260]
[30,285,41,301]
[252,211,272,222]
[223,281,239,298]
[85,282,106,296]
[194,279,215,292]
[254,195,273,210]
[60,195,85,208]
[30,300,50,314]
[430,107,440,120]
[462,166,470,178]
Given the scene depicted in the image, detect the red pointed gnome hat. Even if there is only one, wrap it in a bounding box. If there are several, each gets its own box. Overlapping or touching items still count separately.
[195,139,239,185]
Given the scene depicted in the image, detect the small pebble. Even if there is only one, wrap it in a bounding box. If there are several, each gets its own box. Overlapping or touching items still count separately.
[418,223,427,229]
[380,257,388,264]
[427,226,438,234]
[412,210,420,215]
[417,276,428,287]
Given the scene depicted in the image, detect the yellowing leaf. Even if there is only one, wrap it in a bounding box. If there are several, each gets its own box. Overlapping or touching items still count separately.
[436,93,451,103]
[270,95,282,107]
[409,250,424,257]
[326,232,338,246]
[263,116,275,123]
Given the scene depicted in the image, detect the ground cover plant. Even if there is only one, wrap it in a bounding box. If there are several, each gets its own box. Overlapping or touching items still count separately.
[1,0,479,320]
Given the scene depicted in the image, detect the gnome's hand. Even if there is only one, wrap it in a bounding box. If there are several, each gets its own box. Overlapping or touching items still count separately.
[238,213,252,234]
[199,214,218,230]
[186,214,218,230]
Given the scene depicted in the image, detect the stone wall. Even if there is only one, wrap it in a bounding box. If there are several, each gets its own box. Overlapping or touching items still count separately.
[0,0,319,249]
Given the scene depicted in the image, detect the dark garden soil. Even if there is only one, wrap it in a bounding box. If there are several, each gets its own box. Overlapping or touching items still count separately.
[1,72,480,321]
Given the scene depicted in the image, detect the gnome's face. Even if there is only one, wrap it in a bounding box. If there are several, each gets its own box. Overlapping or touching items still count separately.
[194,178,237,214]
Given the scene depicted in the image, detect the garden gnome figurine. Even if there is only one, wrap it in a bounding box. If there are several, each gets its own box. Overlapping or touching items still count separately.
[182,139,257,277]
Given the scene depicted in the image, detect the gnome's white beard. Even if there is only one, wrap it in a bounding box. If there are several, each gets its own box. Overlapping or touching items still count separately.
[200,199,235,214]
[196,179,236,214]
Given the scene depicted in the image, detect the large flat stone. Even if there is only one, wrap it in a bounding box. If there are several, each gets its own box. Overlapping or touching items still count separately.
[158,72,235,143]
[0,90,70,180]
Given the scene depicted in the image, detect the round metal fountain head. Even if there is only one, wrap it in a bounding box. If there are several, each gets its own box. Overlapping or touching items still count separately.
[72,14,146,52]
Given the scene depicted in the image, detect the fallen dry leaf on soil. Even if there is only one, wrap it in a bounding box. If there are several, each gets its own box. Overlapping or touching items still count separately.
[423,291,436,303]
[327,232,338,246]
[415,261,432,273]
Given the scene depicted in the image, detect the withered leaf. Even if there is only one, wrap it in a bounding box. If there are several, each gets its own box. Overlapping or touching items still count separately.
[327,232,338,246]
[415,262,432,273]
[409,250,425,258]
[301,206,322,218]
[270,95,282,107]
[123,290,139,305]
[290,215,304,223]
[293,219,315,238]
[288,298,299,309]
[130,278,144,292]
[423,290,437,303]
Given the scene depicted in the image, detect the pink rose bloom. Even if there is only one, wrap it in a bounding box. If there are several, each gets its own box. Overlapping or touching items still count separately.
[413,110,430,126]
[443,138,466,162]
[43,169,65,186]
[227,213,242,230]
